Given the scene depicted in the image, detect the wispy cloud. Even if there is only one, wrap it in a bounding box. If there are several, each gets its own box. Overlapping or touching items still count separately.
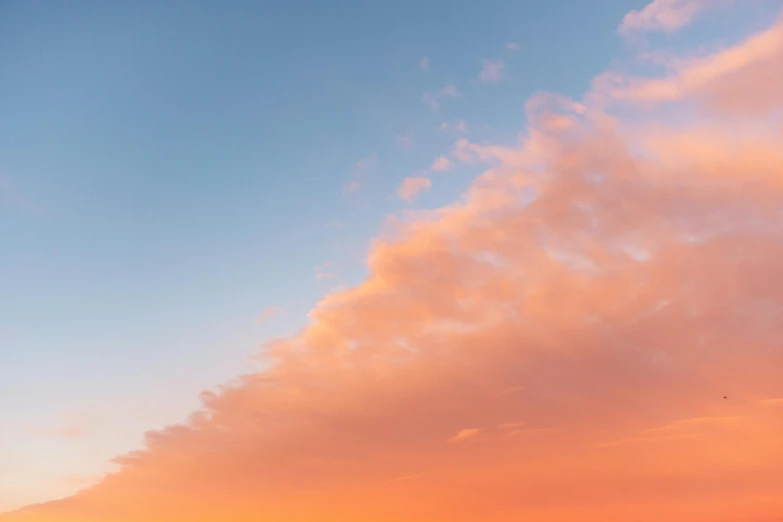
[447,428,482,443]
[430,156,454,172]
[315,262,338,281]
[497,421,526,430]
[257,306,285,323]
[599,417,743,447]
[342,152,377,194]
[440,119,468,134]
[597,16,783,116]
[422,83,462,112]
[419,56,430,73]
[395,133,414,150]
[479,59,505,84]
[506,42,520,52]
[397,177,432,202]
[619,0,733,37]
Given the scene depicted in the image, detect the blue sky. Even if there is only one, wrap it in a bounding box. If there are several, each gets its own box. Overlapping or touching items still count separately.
[0,0,682,509]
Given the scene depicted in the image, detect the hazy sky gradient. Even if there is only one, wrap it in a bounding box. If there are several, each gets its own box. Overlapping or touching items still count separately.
[2,0,783,519]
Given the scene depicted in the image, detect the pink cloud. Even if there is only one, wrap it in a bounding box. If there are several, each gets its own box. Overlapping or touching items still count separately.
[618,0,733,37]
[397,177,432,202]
[478,59,505,84]
[430,156,453,172]
[256,306,284,323]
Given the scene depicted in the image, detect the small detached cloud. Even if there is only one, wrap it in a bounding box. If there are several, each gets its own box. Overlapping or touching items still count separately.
[315,262,338,282]
[479,59,505,84]
[395,133,414,150]
[422,83,462,112]
[506,42,520,51]
[257,306,285,323]
[448,428,482,443]
[343,152,377,194]
[397,177,432,202]
[419,56,430,73]
[430,156,454,172]
[440,120,468,134]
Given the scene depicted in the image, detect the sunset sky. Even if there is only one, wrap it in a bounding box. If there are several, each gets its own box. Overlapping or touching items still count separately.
[2,0,783,520]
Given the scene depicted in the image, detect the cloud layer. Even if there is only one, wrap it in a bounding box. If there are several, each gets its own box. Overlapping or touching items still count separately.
[5,3,783,522]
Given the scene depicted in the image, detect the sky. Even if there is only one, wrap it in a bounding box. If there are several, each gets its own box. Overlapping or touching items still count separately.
[1,0,783,520]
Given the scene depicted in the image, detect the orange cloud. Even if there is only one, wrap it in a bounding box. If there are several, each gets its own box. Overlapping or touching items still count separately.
[397,177,432,202]
[600,14,783,116]
[5,8,783,522]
